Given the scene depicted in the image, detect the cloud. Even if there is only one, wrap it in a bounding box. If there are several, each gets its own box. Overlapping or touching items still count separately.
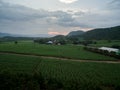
[108,0,120,10]
[0,1,50,22]
[48,28,68,35]
[0,0,85,28]
[46,10,89,28]
[110,0,120,4]
[48,31,68,35]
[48,31,60,35]
[59,0,78,4]
[0,0,120,35]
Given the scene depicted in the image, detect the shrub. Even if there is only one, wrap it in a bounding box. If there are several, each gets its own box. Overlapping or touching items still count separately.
[111,44,120,49]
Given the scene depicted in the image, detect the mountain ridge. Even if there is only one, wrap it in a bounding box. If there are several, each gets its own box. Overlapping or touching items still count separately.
[0,25,120,40]
[83,26,120,40]
[67,30,85,37]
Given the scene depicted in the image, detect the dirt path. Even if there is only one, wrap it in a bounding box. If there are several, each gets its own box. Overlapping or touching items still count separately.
[0,51,120,64]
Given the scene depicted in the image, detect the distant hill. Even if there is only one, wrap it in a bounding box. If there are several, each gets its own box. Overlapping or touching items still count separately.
[0,32,24,37]
[67,30,85,37]
[0,32,53,38]
[31,34,54,37]
[52,35,65,39]
[0,32,12,37]
[83,26,120,40]
[0,36,34,42]
[51,35,67,41]
[1,26,120,40]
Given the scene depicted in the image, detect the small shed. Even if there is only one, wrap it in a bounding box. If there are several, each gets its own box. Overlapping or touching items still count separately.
[99,47,119,53]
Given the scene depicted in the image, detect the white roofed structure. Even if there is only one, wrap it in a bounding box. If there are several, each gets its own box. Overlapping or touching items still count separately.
[47,41,53,44]
[99,47,119,53]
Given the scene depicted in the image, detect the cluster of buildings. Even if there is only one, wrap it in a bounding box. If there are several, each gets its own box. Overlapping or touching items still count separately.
[46,40,61,45]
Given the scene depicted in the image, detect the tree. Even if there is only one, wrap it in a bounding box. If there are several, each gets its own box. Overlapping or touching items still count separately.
[14,41,18,44]
[111,44,120,49]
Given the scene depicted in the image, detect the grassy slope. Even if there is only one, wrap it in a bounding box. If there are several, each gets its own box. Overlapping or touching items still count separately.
[0,54,120,89]
[91,40,120,47]
[0,41,117,60]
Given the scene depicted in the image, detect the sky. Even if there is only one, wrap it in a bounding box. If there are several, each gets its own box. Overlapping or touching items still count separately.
[0,0,120,35]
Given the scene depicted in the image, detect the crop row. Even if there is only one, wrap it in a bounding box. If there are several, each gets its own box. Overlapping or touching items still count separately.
[0,42,116,60]
[0,54,120,90]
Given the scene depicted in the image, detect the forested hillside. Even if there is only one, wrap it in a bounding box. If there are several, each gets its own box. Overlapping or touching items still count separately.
[67,30,85,37]
[83,26,120,40]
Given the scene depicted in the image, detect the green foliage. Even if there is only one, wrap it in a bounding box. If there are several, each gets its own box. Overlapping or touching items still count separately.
[67,30,85,37]
[83,26,120,40]
[0,36,34,42]
[0,42,117,60]
[111,44,120,49]
[14,41,18,44]
[84,46,120,59]
[90,40,120,47]
[0,54,120,90]
[34,38,50,44]
[0,71,45,90]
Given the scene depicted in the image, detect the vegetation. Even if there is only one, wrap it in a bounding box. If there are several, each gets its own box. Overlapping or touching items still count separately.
[67,30,85,37]
[0,41,117,61]
[33,26,120,46]
[90,40,120,47]
[0,25,120,90]
[0,26,120,45]
[83,26,120,40]
[0,54,120,90]
[111,44,120,49]
[0,36,34,42]
[84,46,120,59]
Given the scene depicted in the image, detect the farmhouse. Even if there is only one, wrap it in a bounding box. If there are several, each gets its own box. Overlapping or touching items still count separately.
[99,47,119,53]
[47,41,53,44]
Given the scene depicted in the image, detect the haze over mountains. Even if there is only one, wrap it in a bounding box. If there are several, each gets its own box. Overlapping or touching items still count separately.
[0,25,120,40]
[0,33,54,38]
[0,32,12,37]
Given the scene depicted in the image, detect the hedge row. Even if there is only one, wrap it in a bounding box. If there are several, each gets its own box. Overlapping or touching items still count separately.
[84,47,120,59]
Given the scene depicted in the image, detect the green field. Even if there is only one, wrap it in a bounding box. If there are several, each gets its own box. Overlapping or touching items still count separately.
[0,41,117,60]
[0,54,120,90]
[91,40,120,47]
[0,41,120,90]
